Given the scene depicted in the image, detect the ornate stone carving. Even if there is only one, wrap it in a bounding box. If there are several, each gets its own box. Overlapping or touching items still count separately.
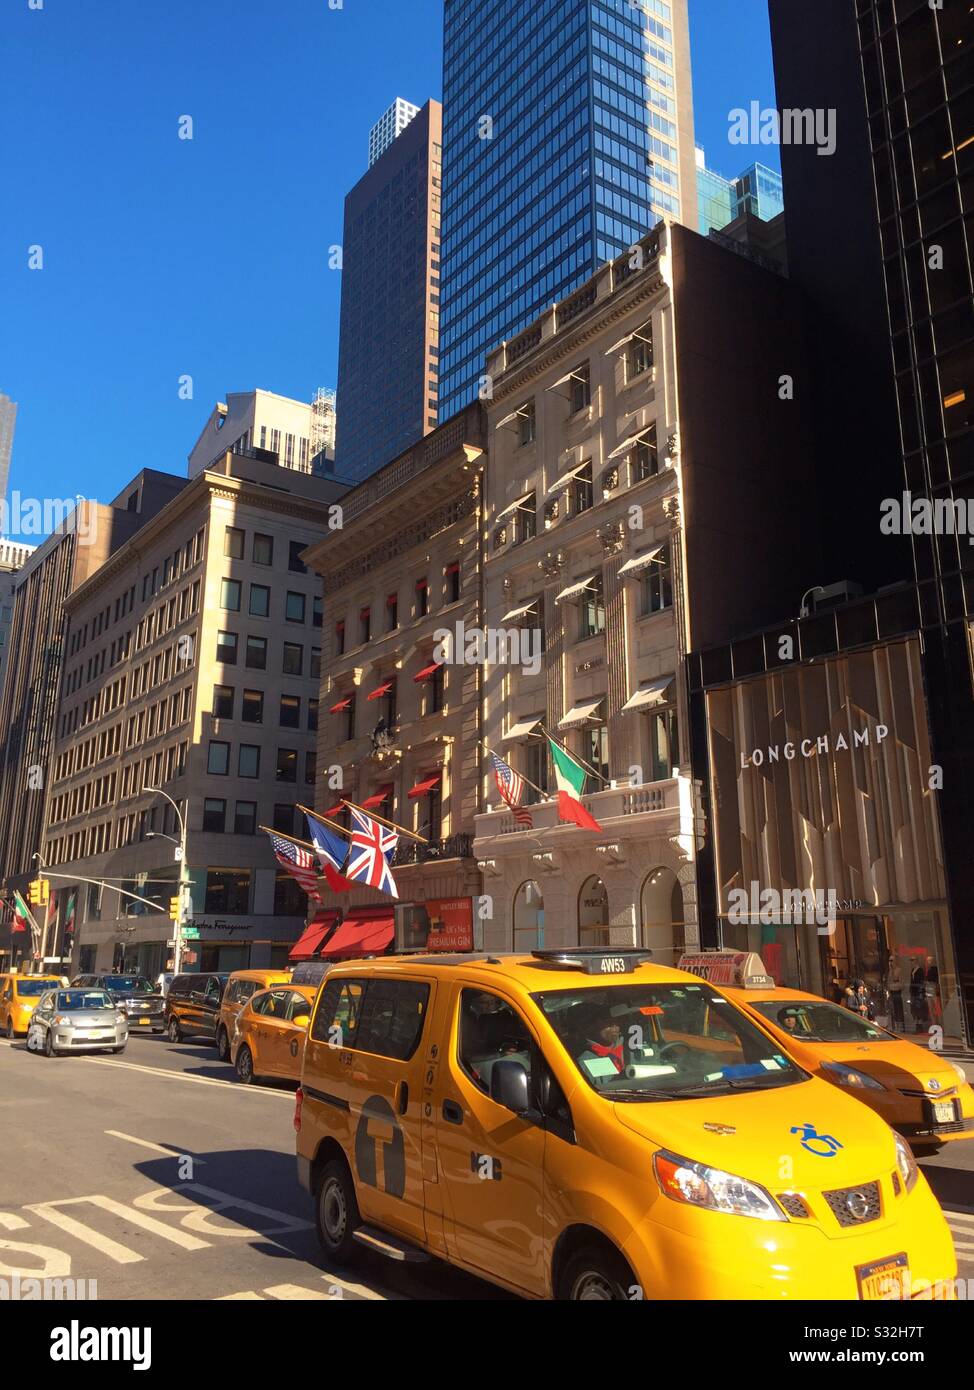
[538,550,566,578]
[597,521,625,555]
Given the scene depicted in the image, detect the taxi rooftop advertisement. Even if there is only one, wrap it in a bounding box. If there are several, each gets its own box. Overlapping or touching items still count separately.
[2,0,973,1367]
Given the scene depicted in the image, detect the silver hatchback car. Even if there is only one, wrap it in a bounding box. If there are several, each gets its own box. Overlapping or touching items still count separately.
[27,989,128,1056]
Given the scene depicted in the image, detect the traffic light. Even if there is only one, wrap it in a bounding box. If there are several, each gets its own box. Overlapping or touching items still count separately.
[28,880,47,906]
[39,879,49,905]
[169,897,181,919]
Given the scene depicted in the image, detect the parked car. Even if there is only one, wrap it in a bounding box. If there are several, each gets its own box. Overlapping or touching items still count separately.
[27,988,128,1056]
[0,973,63,1038]
[231,983,316,1085]
[165,973,229,1042]
[71,973,166,1034]
[216,969,292,1062]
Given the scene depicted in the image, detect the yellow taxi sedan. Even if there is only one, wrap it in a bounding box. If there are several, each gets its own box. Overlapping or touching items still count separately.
[230,983,317,1085]
[726,984,974,1146]
[1,974,63,1038]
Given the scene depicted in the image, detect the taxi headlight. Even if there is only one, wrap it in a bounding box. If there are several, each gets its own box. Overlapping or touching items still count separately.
[949,1062,967,1084]
[653,1149,785,1221]
[894,1133,918,1193]
[821,1061,886,1090]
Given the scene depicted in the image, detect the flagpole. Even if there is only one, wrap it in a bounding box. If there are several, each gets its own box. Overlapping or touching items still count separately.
[482,740,548,799]
[339,799,428,846]
[540,723,611,787]
[260,825,349,852]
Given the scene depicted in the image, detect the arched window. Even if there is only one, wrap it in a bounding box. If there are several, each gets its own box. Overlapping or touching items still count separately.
[640,868,685,961]
[578,875,609,948]
[513,881,544,951]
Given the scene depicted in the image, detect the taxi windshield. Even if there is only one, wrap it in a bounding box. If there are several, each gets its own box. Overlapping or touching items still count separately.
[57,991,115,1011]
[749,999,896,1043]
[104,976,153,994]
[532,982,805,1099]
[15,979,60,997]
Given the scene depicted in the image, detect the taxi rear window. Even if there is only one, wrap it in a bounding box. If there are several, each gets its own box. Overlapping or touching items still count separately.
[312,978,429,1061]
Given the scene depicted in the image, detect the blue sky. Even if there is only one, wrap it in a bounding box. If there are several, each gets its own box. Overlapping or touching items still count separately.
[0,0,779,537]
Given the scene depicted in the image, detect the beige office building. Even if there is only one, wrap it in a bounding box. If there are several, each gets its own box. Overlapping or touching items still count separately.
[42,450,348,977]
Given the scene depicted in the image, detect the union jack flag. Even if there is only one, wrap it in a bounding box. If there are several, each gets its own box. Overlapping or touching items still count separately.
[270,833,321,901]
[345,806,399,899]
[490,752,533,827]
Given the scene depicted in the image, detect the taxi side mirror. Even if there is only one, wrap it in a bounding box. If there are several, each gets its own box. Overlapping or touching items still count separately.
[293,1014,311,1029]
[490,1058,531,1115]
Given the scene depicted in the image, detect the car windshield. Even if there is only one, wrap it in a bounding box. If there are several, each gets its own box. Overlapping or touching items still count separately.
[104,976,153,993]
[532,982,805,1099]
[16,979,60,996]
[749,999,896,1043]
[57,991,115,1011]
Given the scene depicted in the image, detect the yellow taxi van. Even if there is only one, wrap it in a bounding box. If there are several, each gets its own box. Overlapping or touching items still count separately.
[231,982,317,1085]
[294,948,957,1301]
[1,973,64,1038]
[216,968,292,1062]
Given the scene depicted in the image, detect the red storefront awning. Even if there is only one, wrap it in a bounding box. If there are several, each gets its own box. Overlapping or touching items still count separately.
[319,908,394,960]
[322,802,345,818]
[361,784,394,809]
[408,773,441,799]
[289,911,339,960]
[366,680,393,702]
[413,662,442,683]
[330,697,351,713]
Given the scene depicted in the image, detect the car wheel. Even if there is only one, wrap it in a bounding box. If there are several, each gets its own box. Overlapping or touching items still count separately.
[560,1246,636,1301]
[216,1027,230,1062]
[44,1030,58,1058]
[4,1016,14,1039]
[235,1045,257,1085]
[167,1017,182,1044]
[315,1158,362,1264]
[111,1046,126,1054]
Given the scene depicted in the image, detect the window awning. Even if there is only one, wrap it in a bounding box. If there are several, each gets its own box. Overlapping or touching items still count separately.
[546,368,587,391]
[408,773,441,799]
[322,803,345,818]
[319,909,395,960]
[496,404,533,429]
[607,426,654,461]
[555,575,597,603]
[496,492,533,521]
[413,661,442,683]
[361,784,394,809]
[559,698,605,729]
[547,461,590,494]
[618,545,664,577]
[445,561,460,575]
[622,676,675,712]
[329,697,352,713]
[604,327,652,357]
[503,715,543,742]
[289,912,339,961]
[501,601,539,623]
[415,578,428,590]
[359,607,370,619]
[386,593,398,606]
[366,681,393,701]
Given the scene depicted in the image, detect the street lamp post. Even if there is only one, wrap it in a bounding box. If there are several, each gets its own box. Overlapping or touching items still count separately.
[145,789,188,975]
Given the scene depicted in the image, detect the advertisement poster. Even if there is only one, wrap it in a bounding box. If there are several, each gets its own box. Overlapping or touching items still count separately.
[426,897,474,952]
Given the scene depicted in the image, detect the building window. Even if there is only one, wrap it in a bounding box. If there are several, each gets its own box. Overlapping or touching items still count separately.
[518,399,536,446]
[627,321,654,378]
[387,593,399,630]
[524,741,549,803]
[632,423,659,482]
[207,741,230,775]
[359,608,371,644]
[446,562,461,603]
[310,647,321,680]
[312,596,322,629]
[273,872,306,916]
[273,803,294,834]
[224,527,244,559]
[570,364,591,414]
[249,584,270,618]
[283,642,303,675]
[344,702,356,742]
[649,706,679,782]
[280,695,300,728]
[584,724,609,783]
[289,540,307,574]
[246,636,267,670]
[515,493,537,543]
[424,664,445,715]
[241,689,263,724]
[221,579,241,611]
[204,869,250,915]
[416,578,429,617]
[238,744,260,778]
[641,542,673,615]
[212,685,234,719]
[203,798,226,833]
[277,748,298,783]
[570,461,594,516]
[233,801,257,835]
[305,750,316,784]
[308,698,319,732]
[418,786,442,841]
[216,630,238,664]
[579,577,605,639]
[253,533,273,565]
[513,880,544,950]
[286,592,306,623]
[335,621,346,655]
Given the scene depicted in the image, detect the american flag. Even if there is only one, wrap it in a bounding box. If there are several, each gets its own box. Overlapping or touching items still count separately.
[490,752,533,827]
[345,806,400,899]
[270,833,321,901]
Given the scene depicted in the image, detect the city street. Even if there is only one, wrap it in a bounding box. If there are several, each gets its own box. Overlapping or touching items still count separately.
[2,1031,972,1302]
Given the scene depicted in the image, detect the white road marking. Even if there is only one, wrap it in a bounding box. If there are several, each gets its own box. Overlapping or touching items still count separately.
[947,1209,974,1225]
[214,1275,389,1302]
[104,1129,206,1164]
[132,1183,312,1236]
[263,1283,334,1300]
[81,1055,291,1094]
[215,1291,265,1300]
[26,1194,211,1263]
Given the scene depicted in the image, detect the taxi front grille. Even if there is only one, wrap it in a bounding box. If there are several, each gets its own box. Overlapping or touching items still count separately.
[891,1170,901,1197]
[898,1086,956,1099]
[823,1180,881,1227]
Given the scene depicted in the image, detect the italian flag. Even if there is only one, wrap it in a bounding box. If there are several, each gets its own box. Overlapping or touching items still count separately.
[11,890,32,935]
[64,890,77,938]
[548,737,603,832]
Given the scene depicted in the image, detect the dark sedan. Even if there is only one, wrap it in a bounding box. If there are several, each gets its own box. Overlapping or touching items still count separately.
[71,973,167,1034]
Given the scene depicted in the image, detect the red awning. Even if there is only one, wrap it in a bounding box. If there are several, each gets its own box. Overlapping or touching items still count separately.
[322,803,345,818]
[359,607,371,619]
[319,909,394,960]
[361,784,393,809]
[289,912,339,960]
[330,697,351,713]
[445,561,460,574]
[366,681,393,702]
[408,773,441,799]
[413,662,442,683]
[415,578,428,589]
[386,593,398,607]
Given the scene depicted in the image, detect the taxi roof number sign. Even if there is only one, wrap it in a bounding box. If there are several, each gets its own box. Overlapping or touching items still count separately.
[531,949,653,976]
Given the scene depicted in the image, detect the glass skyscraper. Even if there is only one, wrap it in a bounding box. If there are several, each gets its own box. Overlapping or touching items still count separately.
[438,0,696,420]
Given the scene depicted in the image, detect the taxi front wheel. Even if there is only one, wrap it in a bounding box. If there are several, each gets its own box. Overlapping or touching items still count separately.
[560,1246,637,1301]
[315,1158,361,1265]
[4,1017,14,1039]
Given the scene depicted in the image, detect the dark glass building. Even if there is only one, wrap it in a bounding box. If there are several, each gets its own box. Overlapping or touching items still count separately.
[438,0,697,420]
[335,99,442,484]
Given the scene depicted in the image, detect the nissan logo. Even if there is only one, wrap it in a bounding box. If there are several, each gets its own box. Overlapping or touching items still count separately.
[845,1191,870,1221]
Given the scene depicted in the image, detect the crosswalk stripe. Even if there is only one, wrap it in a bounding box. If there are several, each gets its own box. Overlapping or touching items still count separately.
[264,1283,335,1300]
[946,1210,974,1226]
[215,1292,264,1300]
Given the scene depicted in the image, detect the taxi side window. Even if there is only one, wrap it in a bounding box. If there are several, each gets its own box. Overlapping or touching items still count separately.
[312,979,365,1048]
[459,990,533,1095]
[355,980,430,1061]
[285,991,311,1022]
[260,989,291,1017]
[2,981,11,1001]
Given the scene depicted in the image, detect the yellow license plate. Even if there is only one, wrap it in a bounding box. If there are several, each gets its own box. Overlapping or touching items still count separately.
[857,1253,909,1300]
[139,1017,151,1024]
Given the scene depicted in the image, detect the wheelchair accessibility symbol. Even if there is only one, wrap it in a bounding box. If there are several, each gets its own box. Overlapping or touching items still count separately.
[791,1122,843,1157]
